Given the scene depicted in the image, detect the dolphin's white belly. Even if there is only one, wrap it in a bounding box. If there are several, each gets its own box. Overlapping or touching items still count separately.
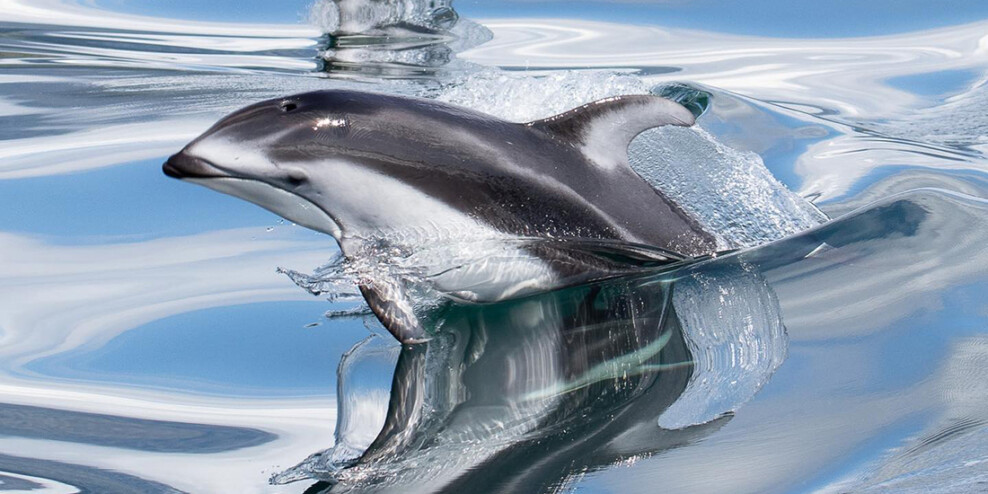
[422,247,559,302]
[346,234,559,303]
[323,165,562,302]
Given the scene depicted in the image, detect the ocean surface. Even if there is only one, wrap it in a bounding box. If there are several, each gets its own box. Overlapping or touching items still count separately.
[1,1,988,492]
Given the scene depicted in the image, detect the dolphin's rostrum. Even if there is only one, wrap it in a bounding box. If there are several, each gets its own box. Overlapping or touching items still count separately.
[164,90,716,342]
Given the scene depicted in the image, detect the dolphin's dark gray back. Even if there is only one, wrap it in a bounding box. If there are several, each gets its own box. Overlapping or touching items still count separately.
[268,90,718,257]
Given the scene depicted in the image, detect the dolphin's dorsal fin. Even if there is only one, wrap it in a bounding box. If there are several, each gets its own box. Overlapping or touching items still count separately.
[526,95,695,169]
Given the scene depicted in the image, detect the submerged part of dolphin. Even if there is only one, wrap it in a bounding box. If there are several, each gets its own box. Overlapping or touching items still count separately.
[272,256,787,492]
[281,274,698,492]
[164,90,717,342]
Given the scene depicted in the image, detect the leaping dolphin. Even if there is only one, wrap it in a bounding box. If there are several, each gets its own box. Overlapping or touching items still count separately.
[163,90,717,342]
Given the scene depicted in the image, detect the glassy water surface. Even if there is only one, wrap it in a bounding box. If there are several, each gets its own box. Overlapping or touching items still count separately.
[1,1,987,492]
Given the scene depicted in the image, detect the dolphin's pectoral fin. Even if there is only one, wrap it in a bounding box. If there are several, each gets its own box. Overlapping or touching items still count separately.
[525,95,696,169]
[359,282,427,343]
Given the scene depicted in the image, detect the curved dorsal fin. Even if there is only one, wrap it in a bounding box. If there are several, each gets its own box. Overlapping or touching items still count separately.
[525,95,695,169]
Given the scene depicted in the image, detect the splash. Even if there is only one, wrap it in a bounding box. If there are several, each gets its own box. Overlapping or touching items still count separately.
[282,236,688,328]
[308,0,459,36]
[431,68,652,119]
[278,251,356,298]
[659,261,788,429]
[307,0,492,77]
[632,85,827,250]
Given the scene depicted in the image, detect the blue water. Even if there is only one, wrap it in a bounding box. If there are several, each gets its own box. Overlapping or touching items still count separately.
[27,301,368,396]
[888,69,981,98]
[0,158,284,239]
[1,1,988,493]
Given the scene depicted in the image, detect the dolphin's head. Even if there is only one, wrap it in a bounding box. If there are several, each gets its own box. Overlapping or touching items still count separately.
[164,90,433,241]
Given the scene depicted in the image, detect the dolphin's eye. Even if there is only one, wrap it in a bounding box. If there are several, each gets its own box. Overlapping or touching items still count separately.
[286,168,308,186]
[281,101,298,113]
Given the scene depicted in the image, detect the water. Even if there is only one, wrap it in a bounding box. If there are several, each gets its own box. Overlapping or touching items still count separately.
[1,1,987,492]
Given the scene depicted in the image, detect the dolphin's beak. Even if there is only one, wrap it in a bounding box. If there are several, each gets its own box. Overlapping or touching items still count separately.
[163,152,225,180]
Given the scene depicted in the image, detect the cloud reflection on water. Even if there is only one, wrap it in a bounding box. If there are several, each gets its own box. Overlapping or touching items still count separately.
[0,227,348,491]
[464,19,988,120]
[1,2,988,493]
[0,228,332,368]
[2,8,986,213]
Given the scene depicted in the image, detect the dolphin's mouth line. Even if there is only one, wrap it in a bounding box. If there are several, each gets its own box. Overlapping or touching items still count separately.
[163,153,232,180]
[166,156,296,203]
[164,153,287,192]
[164,152,288,190]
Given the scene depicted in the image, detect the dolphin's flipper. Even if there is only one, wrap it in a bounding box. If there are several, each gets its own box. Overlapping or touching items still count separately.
[359,282,426,343]
[525,95,696,170]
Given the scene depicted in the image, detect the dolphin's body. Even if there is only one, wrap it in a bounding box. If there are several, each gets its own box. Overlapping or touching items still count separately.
[164,90,717,341]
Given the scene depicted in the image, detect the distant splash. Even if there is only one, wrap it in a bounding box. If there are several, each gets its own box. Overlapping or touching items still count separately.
[307,0,492,77]
[308,0,459,35]
[431,68,652,119]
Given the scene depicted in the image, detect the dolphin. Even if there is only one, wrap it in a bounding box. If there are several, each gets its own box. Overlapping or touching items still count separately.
[163,89,718,342]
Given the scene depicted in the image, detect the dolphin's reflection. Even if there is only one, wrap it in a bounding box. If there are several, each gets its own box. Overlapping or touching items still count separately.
[279,257,787,493]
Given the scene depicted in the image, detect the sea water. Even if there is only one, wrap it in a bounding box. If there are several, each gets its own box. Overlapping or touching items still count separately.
[1,1,987,492]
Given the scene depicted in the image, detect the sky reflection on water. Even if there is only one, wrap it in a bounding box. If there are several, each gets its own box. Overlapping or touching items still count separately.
[1,0,987,492]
